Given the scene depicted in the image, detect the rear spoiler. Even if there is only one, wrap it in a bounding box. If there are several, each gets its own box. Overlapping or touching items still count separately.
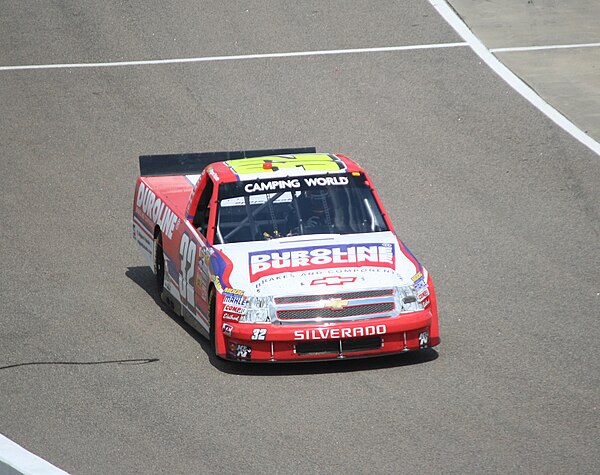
[139,147,317,176]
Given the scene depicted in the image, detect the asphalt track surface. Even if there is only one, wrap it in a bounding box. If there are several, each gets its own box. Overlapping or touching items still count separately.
[1,2,598,474]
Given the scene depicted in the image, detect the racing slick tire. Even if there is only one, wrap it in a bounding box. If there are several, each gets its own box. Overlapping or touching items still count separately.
[208,288,217,351]
[154,231,166,301]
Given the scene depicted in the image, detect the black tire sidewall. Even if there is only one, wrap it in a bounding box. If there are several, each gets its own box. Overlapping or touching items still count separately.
[209,289,216,350]
[155,233,165,295]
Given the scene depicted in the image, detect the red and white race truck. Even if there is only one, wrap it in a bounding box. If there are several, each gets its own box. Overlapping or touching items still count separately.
[133,148,439,361]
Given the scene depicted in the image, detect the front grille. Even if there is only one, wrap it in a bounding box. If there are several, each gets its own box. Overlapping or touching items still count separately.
[275,289,392,304]
[278,302,394,320]
[295,337,382,355]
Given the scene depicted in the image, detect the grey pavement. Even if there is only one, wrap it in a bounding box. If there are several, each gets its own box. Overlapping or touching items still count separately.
[1,1,598,474]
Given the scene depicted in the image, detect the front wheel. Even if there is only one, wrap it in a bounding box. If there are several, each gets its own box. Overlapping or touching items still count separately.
[208,288,216,351]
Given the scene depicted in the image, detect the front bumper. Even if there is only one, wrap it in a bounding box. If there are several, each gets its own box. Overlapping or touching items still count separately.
[218,310,439,362]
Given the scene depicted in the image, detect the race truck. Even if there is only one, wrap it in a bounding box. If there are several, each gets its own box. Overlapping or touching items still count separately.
[133,148,439,362]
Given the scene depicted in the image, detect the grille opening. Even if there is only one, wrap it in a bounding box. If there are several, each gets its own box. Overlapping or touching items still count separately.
[342,336,382,352]
[295,337,383,355]
[296,340,339,355]
[278,302,394,320]
[275,289,393,304]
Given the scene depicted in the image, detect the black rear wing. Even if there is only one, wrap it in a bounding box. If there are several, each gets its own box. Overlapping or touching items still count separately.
[139,147,317,176]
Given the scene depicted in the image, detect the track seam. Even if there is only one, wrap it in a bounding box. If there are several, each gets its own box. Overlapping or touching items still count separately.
[429,0,600,156]
[491,42,600,53]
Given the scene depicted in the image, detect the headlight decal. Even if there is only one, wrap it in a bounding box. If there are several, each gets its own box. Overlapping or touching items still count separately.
[394,285,424,312]
[241,295,275,323]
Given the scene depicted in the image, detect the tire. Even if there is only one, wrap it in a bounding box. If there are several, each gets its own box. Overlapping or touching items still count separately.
[154,232,165,297]
[208,288,216,351]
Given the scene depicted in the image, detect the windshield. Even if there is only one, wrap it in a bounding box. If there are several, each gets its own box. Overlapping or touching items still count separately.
[214,174,389,244]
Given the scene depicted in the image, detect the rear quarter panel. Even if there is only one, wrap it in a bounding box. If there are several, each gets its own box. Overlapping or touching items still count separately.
[132,175,194,268]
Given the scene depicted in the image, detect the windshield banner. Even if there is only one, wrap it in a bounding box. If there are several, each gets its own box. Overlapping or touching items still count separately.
[243,176,349,193]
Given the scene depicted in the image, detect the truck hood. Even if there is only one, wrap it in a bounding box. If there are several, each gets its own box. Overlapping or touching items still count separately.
[213,232,421,296]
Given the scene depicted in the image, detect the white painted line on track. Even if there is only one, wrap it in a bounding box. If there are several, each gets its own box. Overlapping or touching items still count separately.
[491,42,600,53]
[0,433,69,475]
[429,0,600,156]
[0,42,467,71]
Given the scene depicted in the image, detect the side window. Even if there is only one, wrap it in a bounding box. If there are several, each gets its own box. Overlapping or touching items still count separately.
[192,179,214,237]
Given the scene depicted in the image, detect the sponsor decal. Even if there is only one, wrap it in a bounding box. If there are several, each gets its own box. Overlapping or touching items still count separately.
[136,183,178,239]
[249,243,395,283]
[198,248,211,272]
[207,167,219,182]
[222,288,247,314]
[213,276,224,293]
[133,224,153,255]
[243,176,349,193]
[412,272,427,289]
[245,179,299,193]
[164,276,177,296]
[228,342,252,360]
[417,287,430,302]
[223,304,245,315]
[303,176,348,187]
[222,323,233,336]
[227,155,344,175]
[294,324,386,341]
[225,287,243,294]
[311,276,357,286]
[223,288,245,302]
[253,266,394,291]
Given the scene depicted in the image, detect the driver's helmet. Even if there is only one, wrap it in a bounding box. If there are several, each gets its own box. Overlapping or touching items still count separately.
[304,188,329,215]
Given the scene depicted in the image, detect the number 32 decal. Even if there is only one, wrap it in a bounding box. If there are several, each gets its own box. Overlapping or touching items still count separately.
[251,329,267,340]
[179,233,197,305]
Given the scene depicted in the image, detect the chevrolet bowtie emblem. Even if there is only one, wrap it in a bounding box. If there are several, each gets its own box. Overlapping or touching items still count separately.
[311,276,357,286]
[324,298,349,310]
